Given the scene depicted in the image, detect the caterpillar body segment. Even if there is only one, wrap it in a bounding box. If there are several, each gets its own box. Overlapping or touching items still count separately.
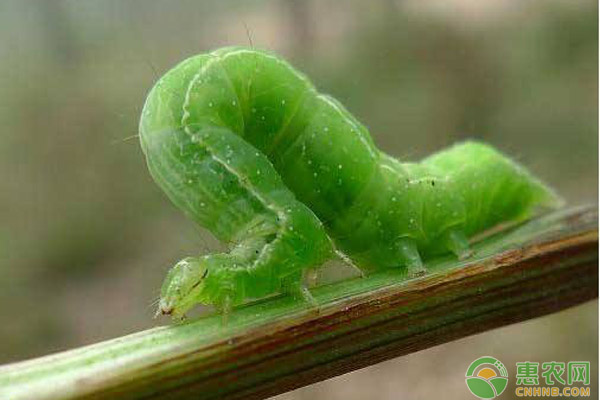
[139,46,562,318]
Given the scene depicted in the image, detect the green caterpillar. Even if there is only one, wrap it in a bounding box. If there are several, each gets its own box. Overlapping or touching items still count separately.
[139,46,562,319]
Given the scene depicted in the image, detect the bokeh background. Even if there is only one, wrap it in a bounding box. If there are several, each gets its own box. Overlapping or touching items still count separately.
[0,0,597,398]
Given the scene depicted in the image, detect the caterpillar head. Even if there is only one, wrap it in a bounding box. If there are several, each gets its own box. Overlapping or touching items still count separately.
[157,257,209,319]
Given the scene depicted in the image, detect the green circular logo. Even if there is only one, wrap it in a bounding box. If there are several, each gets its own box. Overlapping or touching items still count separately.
[465,356,509,399]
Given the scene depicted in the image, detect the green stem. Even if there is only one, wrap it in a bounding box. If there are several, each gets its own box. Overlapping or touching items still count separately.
[0,207,597,400]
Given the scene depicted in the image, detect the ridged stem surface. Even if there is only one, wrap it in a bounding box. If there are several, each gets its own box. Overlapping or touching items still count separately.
[0,206,597,400]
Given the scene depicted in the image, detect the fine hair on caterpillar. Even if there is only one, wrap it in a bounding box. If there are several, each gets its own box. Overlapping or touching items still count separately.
[139,46,563,321]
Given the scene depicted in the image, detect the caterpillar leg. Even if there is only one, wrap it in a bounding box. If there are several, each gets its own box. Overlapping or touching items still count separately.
[306,268,319,288]
[296,285,319,309]
[282,273,319,310]
[396,237,427,277]
[442,228,473,260]
[216,292,233,325]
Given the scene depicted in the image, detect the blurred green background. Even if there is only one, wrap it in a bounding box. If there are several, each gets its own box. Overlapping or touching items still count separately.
[0,0,597,398]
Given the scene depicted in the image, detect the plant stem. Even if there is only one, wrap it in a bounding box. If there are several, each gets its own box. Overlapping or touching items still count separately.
[0,206,597,400]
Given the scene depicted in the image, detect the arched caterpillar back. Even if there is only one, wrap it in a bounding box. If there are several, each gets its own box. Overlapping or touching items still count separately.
[139,46,562,319]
